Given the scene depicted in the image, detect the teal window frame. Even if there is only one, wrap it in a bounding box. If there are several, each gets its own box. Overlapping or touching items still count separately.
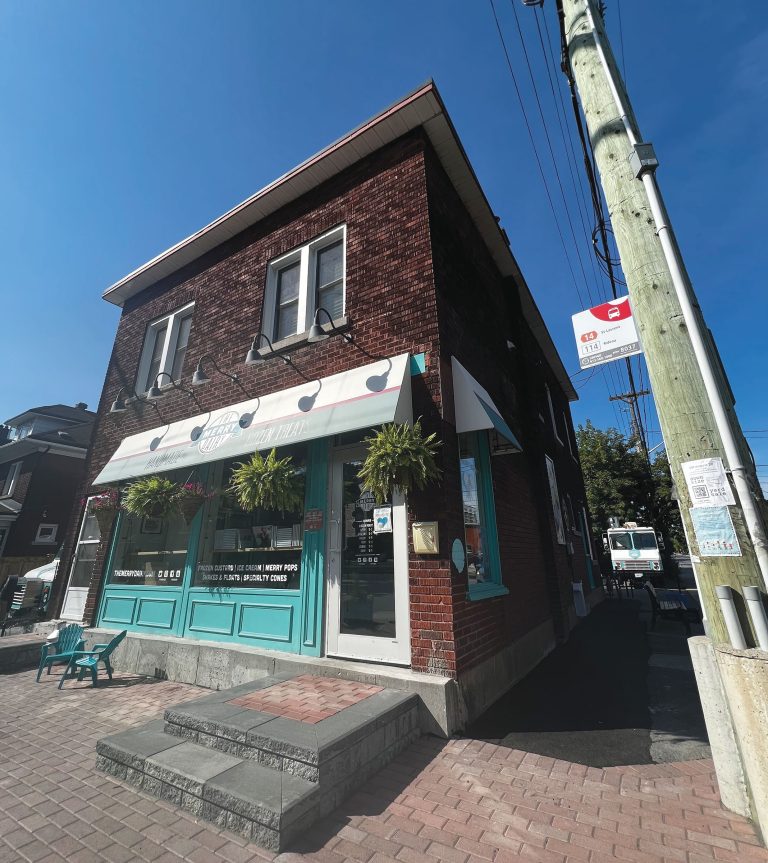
[460,431,508,601]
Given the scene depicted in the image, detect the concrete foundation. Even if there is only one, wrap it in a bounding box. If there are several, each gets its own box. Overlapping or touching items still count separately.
[714,642,768,840]
[73,622,557,737]
[456,617,556,723]
[688,637,750,817]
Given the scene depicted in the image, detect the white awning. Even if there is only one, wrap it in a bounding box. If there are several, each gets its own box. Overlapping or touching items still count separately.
[94,354,412,486]
[451,356,522,451]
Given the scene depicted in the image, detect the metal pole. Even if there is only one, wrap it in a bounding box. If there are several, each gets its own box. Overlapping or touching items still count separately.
[743,586,768,651]
[716,585,747,650]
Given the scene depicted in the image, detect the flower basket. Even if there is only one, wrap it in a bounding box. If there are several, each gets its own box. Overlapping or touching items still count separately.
[357,419,442,504]
[178,482,215,524]
[93,506,117,537]
[90,488,121,538]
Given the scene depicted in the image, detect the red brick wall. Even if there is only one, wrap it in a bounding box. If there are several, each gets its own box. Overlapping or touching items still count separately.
[423,144,593,674]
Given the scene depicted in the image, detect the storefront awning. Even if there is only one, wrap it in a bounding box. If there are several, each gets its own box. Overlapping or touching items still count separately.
[94,353,412,486]
[451,356,522,451]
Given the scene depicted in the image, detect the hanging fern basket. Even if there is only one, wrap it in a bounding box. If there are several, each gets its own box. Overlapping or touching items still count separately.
[229,449,304,514]
[357,419,442,504]
[123,476,183,520]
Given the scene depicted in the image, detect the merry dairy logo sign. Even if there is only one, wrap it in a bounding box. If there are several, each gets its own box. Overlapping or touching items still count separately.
[198,411,242,454]
[571,296,642,369]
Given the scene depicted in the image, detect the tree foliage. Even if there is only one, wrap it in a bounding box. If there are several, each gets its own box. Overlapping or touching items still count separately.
[575,420,684,553]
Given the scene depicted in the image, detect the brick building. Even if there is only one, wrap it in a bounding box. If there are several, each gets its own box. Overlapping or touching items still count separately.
[54,84,600,729]
[0,403,94,586]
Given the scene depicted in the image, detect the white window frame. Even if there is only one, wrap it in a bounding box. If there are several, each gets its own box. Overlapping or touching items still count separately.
[262,225,346,343]
[135,302,195,394]
[1,462,21,498]
[545,383,564,446]
[34,523,58,544]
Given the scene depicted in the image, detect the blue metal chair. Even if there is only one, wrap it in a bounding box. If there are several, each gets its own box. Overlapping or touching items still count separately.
[58,630,127,689]
[36,624,85,681]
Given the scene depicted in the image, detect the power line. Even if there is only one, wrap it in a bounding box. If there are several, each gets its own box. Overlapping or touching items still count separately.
[488,0,586,310]
[506,0,597,307]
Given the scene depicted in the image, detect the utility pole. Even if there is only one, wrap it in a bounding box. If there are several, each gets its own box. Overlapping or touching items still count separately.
[609,389,650,458]
[558,0,768,644]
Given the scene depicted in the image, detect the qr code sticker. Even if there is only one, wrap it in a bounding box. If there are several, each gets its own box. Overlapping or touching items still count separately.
[692,485,709,500]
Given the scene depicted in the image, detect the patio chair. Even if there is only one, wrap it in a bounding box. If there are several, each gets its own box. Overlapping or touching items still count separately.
[36,623,85,681]
[58,630,127,689]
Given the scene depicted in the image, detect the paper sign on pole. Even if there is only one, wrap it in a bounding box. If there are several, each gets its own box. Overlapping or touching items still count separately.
[689,506,741,557]
[681,458,735,507]
[571,296,642,369]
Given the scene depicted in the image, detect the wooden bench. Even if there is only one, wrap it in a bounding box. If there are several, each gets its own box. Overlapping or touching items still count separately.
[644,582,702,635]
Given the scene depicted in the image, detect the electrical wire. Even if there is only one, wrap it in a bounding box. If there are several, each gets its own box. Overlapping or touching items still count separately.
[488,0,587,310]
[506,0,598,308]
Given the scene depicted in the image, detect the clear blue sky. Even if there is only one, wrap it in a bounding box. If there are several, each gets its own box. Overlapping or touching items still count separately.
[2,1,766,489]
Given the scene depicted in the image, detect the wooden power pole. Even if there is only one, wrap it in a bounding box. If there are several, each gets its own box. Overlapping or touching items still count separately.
[559,0,768,643]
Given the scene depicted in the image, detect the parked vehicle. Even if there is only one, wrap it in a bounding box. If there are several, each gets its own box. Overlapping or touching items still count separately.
[603,522,664,587]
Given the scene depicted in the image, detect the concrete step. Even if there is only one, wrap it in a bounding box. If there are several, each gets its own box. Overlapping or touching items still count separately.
[96,674,422,851]
[96,721,318,850]
[163,678,421,783]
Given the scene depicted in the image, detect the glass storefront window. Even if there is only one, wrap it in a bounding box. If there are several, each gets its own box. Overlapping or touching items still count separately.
[459,432,501,591]
[194,445,307,590]
[108,472,192,587]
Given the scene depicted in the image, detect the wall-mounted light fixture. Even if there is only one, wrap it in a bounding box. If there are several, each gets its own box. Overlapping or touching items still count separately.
[307,307,353,344]
[192,355,239,387]
[244,333,292,367]
[109,386,167,423]
[147,372,204,410]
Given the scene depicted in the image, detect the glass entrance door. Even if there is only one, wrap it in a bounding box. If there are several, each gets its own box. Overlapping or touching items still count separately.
[326,446,410,664]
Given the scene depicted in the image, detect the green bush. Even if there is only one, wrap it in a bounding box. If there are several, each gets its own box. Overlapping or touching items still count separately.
[358,419,441,504]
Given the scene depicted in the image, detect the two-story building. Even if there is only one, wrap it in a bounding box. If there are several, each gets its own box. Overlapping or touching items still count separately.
[0,403,94,588]
[54,83,599,730]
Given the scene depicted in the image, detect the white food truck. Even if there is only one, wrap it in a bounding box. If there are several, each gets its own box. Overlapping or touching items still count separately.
[603,522,664,587]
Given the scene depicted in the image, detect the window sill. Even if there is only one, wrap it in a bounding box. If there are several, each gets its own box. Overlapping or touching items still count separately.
[467,583,509,601]
[264,316,349,356]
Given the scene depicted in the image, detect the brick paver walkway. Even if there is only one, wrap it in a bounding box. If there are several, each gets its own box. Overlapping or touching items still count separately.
[229,674,383,723]
[0,669,765,863]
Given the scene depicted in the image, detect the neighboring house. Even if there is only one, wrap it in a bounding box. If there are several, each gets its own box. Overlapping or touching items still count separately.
[0,403,95,585]
[55,83,599,730]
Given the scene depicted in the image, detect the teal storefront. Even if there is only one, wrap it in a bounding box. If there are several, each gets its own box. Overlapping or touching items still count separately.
[95,354,415,659]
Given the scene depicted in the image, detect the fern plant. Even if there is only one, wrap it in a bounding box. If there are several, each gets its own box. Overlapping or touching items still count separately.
[123,476,183,519]
[358,419,442,504]
[229,449,304,513]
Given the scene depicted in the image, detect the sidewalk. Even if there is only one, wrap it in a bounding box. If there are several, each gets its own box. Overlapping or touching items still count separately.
[467,591,709,768]
[0,665,764,862]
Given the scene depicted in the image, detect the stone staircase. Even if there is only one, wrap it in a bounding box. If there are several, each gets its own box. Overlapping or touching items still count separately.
[96,673,421,851]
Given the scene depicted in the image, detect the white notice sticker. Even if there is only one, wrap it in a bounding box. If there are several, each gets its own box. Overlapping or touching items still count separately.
[681,458,735,507]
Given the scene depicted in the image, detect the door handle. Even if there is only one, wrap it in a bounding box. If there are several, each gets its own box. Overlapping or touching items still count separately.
[328,518,341,552]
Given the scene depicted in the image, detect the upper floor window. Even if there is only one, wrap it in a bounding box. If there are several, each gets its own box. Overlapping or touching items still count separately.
[263,226,346,343]
[1,461,21,498]
[9,422,33,441]
[135,303,194,394]
[545,383,564,446]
